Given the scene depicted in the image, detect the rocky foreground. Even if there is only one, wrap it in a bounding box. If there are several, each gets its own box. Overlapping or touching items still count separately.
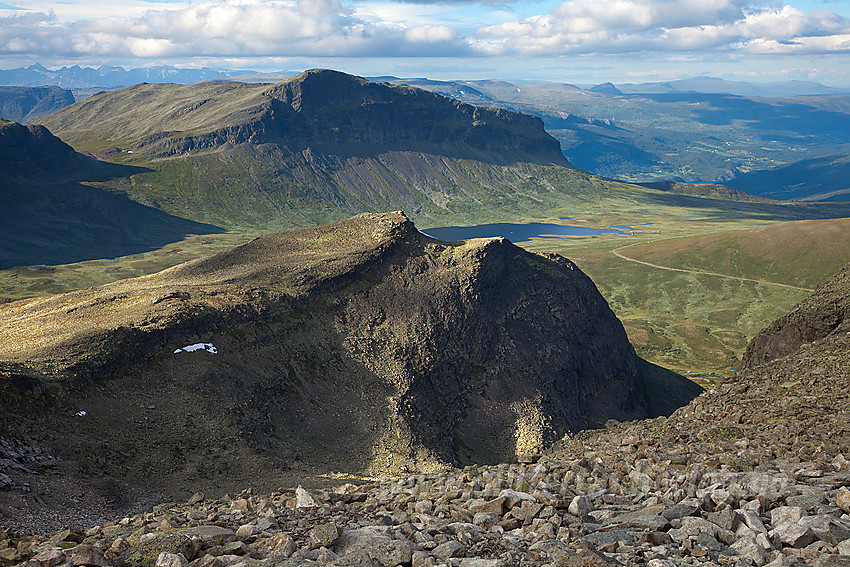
[3,326,850,567]
[2,413,849,567]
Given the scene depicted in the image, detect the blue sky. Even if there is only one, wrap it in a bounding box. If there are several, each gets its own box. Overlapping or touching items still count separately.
[1,0,849,85]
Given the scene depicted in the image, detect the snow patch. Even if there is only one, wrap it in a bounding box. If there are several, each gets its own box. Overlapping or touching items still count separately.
[174,343,218,354]
[75,410,86,417]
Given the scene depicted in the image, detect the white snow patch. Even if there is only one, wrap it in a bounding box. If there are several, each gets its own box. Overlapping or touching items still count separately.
[75,410,86,417]
[174,343,218,354]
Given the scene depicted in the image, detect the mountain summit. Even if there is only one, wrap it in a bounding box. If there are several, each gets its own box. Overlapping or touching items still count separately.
[0,213,697,513]
[35,70,597,230]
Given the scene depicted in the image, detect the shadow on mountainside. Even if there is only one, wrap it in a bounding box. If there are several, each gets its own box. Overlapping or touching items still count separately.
[0,179,224,269]
[639,190,850,221]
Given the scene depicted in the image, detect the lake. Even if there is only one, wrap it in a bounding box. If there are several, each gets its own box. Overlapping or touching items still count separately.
[421,222,657,243]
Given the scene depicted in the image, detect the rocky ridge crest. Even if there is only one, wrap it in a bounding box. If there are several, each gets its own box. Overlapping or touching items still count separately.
[0,212,694,527]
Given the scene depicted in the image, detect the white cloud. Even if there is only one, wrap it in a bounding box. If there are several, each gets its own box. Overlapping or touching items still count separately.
[1,0,849,69]
[474,0,850,56]
[0,0,472,59]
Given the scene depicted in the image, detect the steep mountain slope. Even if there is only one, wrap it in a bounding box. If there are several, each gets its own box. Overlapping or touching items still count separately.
[571,258,850,469]
[33,69,635,231]
[740,262,850,371]
[0,86,75,122]
[727,153,850,202]
[0,119,222,269]
[0,212,698,512]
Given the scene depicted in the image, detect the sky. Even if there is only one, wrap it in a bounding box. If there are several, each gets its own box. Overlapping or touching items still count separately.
[1,0,850,85]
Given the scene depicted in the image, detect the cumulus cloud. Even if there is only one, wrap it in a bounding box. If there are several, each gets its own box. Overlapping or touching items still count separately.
[1,0,849,64]
[0,0,472,59]
[474,0,850,56]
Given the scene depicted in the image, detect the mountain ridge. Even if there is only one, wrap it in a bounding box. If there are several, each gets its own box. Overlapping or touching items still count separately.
[34,70,610,231]
[0,212,699,521]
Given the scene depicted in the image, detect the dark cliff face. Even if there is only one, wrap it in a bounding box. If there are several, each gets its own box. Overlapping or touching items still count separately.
[740,263,850,372]
[0,213,670,495]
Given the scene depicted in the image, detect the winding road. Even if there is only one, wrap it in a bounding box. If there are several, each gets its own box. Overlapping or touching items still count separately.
[611,242,814,293]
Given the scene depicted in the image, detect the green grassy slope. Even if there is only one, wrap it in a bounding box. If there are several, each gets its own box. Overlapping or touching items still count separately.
[522,216,850,378]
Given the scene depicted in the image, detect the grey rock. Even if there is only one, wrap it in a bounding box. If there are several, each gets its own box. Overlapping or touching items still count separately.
[188,556,223,567]
[740,509,769,535]
[183,526,238,548]
[786,492,825,510]
[661,502,699,521]
[467,497,505,516]
[708,508,740,531]
[568,495,592,519]
[668,516,726,543]
[528,539,572,561]
[731,536,767,566]
[297,486,322,508]
[770,507,805,528]
[583,529,635,547]
[255,534,296,559]
[334,529,412,566]
[458,560,504,567]
[621,515,671,531]
[35,549,67,567]
[838,539,850,555]
[156,554,189,567]
[694,531,724,552]
[798,515,850,545]
[471,513,500,530]
[309,524,340,548]
[330,551,383,567]
[554,549,621,566]
[813,555,850,567]
[431,541,465,559]
[837,487,850,514]
[235,526,258,540]
[497,490,534,510]
[770,523,816,548]
[764,554,793,567]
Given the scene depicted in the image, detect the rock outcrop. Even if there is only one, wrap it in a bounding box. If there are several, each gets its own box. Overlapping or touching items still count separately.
[0,212,695,518]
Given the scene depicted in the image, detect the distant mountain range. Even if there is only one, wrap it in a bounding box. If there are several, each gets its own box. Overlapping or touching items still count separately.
[385,78,850,190]
[34,69,607,232]
[5,64,850,199]
[613,76,850,98]
[0,63,253,89]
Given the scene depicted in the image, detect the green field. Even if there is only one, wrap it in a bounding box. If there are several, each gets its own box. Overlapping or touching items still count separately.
[521,215,850,380]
